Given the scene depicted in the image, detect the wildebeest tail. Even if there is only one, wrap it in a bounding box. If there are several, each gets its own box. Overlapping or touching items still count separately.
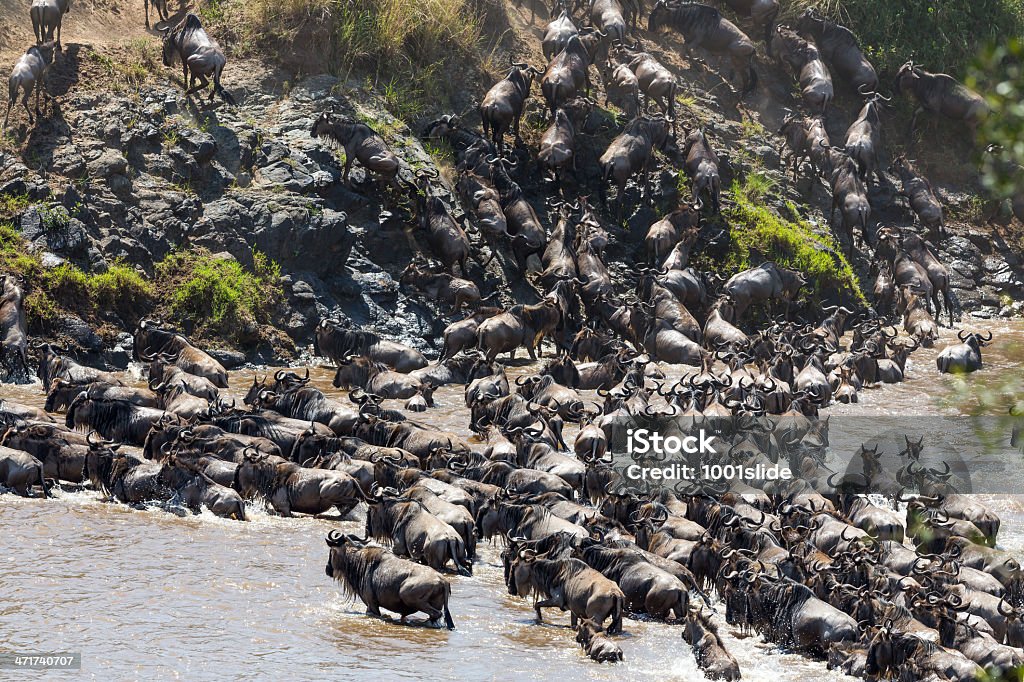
[443,585,456,630]
[609,595,623,635]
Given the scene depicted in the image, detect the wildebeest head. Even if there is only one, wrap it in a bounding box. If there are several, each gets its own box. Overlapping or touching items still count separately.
[893,61,919,95]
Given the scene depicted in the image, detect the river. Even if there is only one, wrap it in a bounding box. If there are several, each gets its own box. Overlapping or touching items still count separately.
[2,321,1024,681]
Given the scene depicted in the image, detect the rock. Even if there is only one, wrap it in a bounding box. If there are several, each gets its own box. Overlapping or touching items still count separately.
[256,160,315,193]
[88,149,129,178]
[177,127,218,165]
[207,348,246,369]
[55,314,104,352]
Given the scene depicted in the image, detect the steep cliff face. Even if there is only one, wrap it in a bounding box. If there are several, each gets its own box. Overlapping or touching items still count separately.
[1,0,1022,367]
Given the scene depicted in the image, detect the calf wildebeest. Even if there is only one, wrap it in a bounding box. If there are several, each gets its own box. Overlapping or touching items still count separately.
[770,26,832,114]
[936,330,991,374]
[0,275,30,383]
[325,531,455,629]
[647,1,758,96]
[680,128,721,213]
[480,60,542,151]
[0,444,48,497]
[161,14,236,105]
[722,262,805,320]
[892,156,944,238]
[310,112,401,186]
[400,260,485,310]
[796,9,877,94]
[133,320,229,388]
[599,114,673,217]
[681,606,741,680]
[575,618,623,663]
[844,92,888,186]
[3,42,55,132]
[315,319,427,372]
[30,0,70,46]
[145,0,169,29]
[778,114,829,182]
[895,61,988,137]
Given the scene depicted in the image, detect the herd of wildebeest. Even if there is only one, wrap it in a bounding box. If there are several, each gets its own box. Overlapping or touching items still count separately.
[4,0,1024,678]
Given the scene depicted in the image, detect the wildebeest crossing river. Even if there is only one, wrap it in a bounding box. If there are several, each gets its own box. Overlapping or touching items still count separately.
[2,321,1024,680]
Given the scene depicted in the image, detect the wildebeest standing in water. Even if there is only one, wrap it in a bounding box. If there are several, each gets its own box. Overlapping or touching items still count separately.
[325,531,455,629]
[315,318,427,372]
[133,319,229,388]
[161,14,236,105]
[0,275,30,383]
[30,0,70,47]
[3,42,56,132]
[310,112,401,187]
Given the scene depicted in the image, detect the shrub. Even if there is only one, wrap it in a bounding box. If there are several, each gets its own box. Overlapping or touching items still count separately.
[155,249,281,343]
[90,263,153,323]
[720,178,865,304]
[790,0,1024,77]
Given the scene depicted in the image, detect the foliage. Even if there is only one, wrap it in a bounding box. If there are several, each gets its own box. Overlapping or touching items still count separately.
[720,178,865,304]
[89,264,153,322]
[155,249,281,342]
[970,38,1024,200]
[790,0,1024,77]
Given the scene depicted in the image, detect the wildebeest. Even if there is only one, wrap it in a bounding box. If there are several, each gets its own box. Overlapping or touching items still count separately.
[332,357,434,404]
[936,330,991,374]
[315,319,427,372]
[796,9,877,94]
[3,42,55,131]
[400,260,485,310]
[680,128,721,213]
[844,92,888,186]
[601,50,642,118]
[365,488,473,575]
[0,275,30,383]
[36,342,125,389]
[647,1,758,96]
[575,618,623,662]
[590,0,629,42]
[626,49,678,133]
[407,171,475,277]
[325,531,454,629]
[233,450,370,517]
[133,319,229,388]
[717,0,778,44]
[722,262,805,320]
[599,114,673,216]
[161,14,236,105]
[824,147,871,254]
[901,233,953,327]
[145,0,168,29]
[778,114,829,182]
[541,33,601,116]
[476,300,562,361]
[543,8,580,61]
[480,60,542,151]
[681,605,741,680]
[66,393,182,445]
[895,61,988,137]
[891,156,944,238]
[0,444,48,496]
[30,0,70,46]
[770,26,832,114]
[645,205,700,264]
[310,112,401,186]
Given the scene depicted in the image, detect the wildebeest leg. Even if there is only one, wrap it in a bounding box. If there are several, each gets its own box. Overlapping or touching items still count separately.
[534,596,562,623]
[145,0,151,28]
[22,85,34,124]
[908,107,923,138]
[186,73,210,97]
[343,156,353,184]
[3,93,14,131]
[182,63,189,89]
[945,289,954,327]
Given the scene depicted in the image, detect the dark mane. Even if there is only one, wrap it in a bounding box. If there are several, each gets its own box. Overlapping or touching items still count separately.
[330,545,387,602]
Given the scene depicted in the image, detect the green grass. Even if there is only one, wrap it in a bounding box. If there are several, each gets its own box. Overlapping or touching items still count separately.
[789,0,1024,77]
[89,263,152,321]
[155,249,282,343]
[720,178,865,304]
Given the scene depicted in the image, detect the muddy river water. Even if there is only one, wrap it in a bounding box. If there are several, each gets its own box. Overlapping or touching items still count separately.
[3,321,1024,681]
